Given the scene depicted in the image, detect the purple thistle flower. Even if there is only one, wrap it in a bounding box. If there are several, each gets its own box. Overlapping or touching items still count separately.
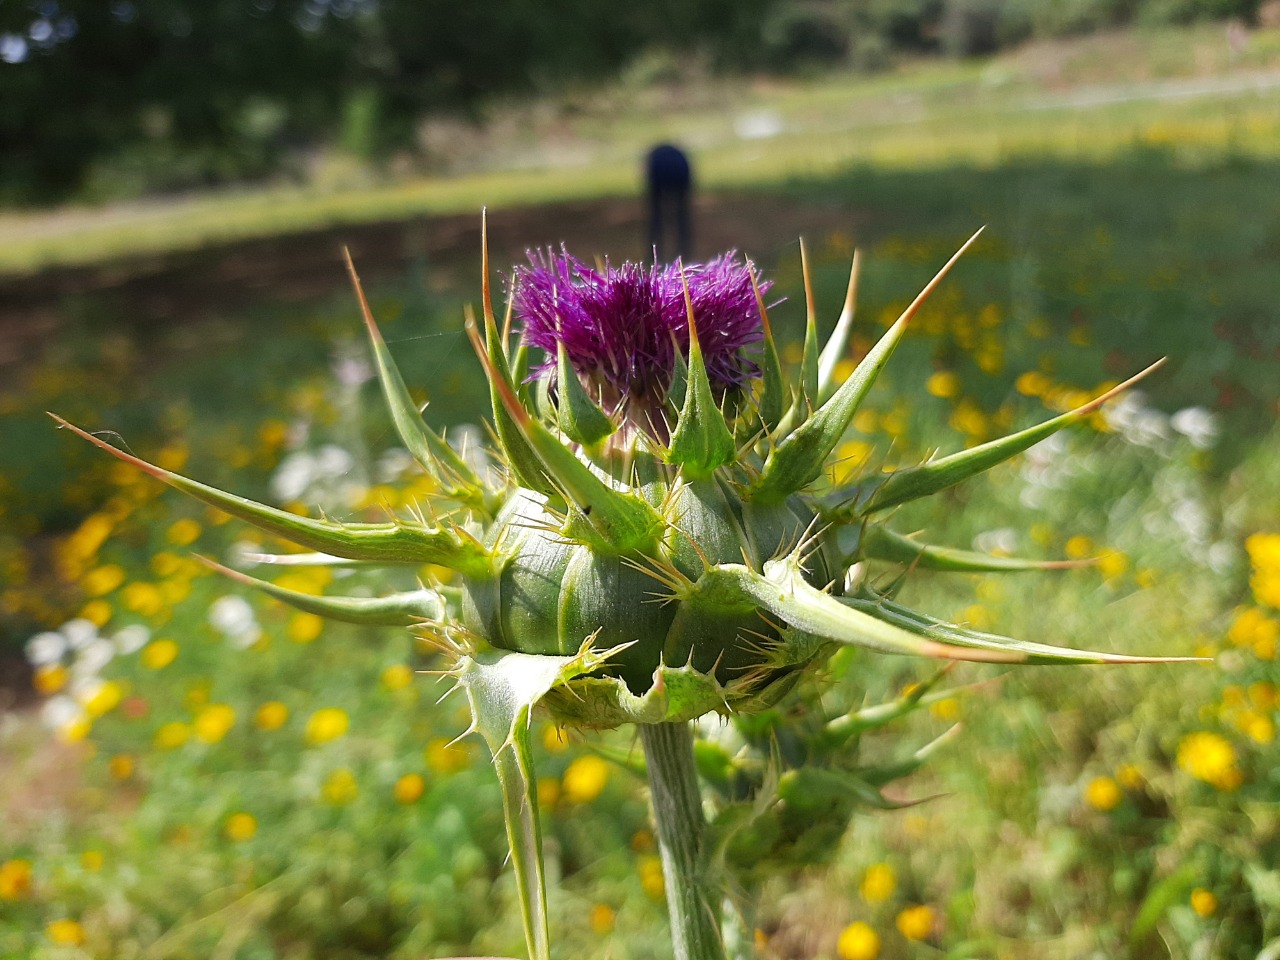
[513,250,768,425]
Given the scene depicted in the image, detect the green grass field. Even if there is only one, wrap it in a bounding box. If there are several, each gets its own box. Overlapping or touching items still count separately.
[1,22,1278,960]
[3,23,1280,276]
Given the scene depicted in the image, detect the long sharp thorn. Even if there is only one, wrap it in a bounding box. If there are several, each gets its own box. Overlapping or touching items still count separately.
[753,228,985,502]
[817,247,862,402]
[197,556,440,626]
[861,358,1167,514]
[799,237,819,408]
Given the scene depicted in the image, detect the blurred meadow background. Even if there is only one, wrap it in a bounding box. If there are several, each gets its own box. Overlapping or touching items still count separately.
[2,1,1280,958]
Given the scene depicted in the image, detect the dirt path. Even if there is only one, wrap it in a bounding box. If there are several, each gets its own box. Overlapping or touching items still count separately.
[0,192,855,369]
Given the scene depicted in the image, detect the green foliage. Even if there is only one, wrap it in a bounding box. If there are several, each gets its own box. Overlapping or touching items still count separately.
[2,140,1278,958]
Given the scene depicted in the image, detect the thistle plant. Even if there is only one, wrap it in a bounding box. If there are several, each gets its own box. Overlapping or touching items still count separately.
[54,218,1198,960]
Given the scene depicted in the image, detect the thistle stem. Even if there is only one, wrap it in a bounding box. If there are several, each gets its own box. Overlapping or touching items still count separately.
[640,721,724,960]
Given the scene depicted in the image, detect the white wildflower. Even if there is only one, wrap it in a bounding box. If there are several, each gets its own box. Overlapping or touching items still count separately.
[113,624,151,655]
[25,631,67,666]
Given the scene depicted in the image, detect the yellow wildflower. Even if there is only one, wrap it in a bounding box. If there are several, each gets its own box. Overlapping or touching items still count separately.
[837,921,880,960]
[65,514,113,563]
[975,346,1004,375]
[424,737,470,774]
[166,517,201,546]
[33,664,67,696]
[79,679,123,718]
[638,855,664,899]
[1015,371,1049,397]
[273,568,332,595]
[305,707,350,745]
[255,701,289,731]
[895,905,935,941]
[1177,731,1241,790]
[322,768,359,805]
[1116,764,1144,790]
[141,638,179,670]
[45,919,86,946]
[832,439,873,485]
[80,598,112,626]
[155,444,188,472]
[537,777,560,807]
[83,564,126,597]
[154,721,192,750]
[225,812,258,842]
[258,419,288,450]
[80,850,104,871]
[926,370,960,399]
[859,863,896,904]
[948,400,987,439]
[59,715,92,743]
[1246,532,1280,607]
[1242,712,1275,744]
[1085,776,1122,812]
[381,663,414,691]
[122,582,165,617]
[541,725,569,753]
[0,859,33,900]
[108,754,135,780]
[150,552,182,577]
[589,903,616,935]
[1190,888,1217,917]
[563,755,609,804]
[1065,535,1094,560]
[160,577,191,604]
[1098,551,1128,582]
[1228,607,1278,650]
[930,697,961,722]
[394,773,426,804]
[286,612,324,644]
[194,704,236,744]
[1249,682,1276,710]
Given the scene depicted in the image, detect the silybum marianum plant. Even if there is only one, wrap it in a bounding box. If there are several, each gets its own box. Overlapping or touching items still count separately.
[55,219,1198,960]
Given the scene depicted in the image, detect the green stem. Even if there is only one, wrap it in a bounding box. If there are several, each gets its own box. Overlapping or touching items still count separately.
[640,721,724,960]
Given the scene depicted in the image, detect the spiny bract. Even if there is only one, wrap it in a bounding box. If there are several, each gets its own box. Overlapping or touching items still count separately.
[55,220,1191,960]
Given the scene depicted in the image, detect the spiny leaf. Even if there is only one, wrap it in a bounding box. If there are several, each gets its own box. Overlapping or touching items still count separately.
[199,557,444,626]
[751,228,984,503]
[555,339,615,446]
[816,248,861,404]
[479,215,555,495]
[860,359,1166,515]
[456,642,620,960]
[857,525,1092,573]
[798,238,820,410]
[823,666,954,741]
[842,588,1206,664]
[749,263,786,434]
[344,249,489,514]
[238,551,387,567]
[859,723,961,787]
[669,341,690,410]
[467,321,664,555]
[669,267,735,479]
[52,417,495,576]
[694,556,1024,663]
[779,766,920,812]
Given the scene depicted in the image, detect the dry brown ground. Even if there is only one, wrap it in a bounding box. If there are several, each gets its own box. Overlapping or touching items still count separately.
[0,192,859,371]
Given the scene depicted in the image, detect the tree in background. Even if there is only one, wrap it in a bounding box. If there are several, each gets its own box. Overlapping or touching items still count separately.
[0,0,1264,204]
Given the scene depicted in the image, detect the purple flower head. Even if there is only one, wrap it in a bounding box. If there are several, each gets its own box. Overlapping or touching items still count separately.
[513,250,768,423]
